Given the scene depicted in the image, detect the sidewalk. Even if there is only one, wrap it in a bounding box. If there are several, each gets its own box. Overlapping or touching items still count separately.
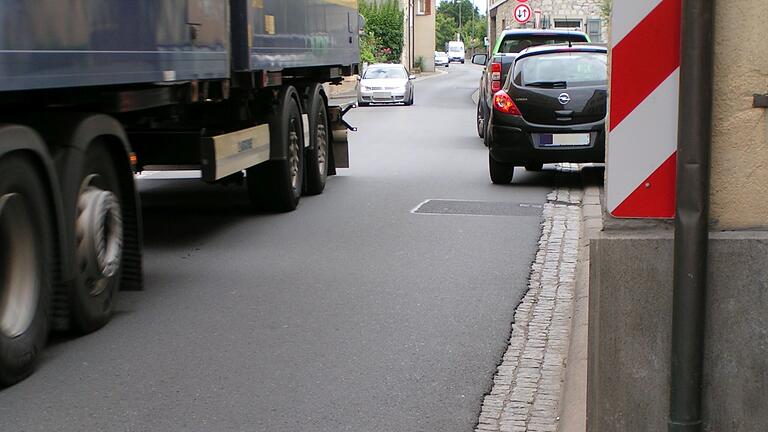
[474,166,602,432]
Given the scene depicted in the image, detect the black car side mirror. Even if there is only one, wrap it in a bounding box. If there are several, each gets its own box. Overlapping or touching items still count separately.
[472,54,488,65]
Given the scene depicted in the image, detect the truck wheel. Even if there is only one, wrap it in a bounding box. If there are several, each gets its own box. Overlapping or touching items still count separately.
[304,84,329,196]
[477,100,486,139]
[70,142,123,333]
[0,153,52,386]
[248,88,304,212]
[489,154,515,184]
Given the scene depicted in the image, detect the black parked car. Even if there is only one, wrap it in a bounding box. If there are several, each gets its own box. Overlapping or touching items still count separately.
[486,44,608,184]
[473,29,591,142]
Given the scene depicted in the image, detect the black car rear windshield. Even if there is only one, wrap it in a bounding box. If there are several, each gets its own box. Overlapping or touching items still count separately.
[498,34,589,54]
[513,52,607,88]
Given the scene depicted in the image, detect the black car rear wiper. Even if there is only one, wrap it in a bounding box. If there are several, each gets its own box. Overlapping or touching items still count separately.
[526,81,567,88]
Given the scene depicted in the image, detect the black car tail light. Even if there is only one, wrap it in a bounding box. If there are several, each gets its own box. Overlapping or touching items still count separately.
[493,90,521,116]
[491,61,502,92]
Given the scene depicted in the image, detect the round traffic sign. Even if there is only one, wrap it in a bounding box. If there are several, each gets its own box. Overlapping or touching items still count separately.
[513,3,532,24]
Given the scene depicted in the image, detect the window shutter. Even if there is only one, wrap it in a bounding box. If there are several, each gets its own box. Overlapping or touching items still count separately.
[425,0,431,15]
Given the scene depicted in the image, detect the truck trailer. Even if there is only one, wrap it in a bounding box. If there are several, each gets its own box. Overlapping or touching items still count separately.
[0,0,360,386]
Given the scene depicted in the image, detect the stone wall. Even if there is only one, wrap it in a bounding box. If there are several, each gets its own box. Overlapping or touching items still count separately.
[492,0,607,44]
[588,231,768,431]
[710,0,768,229]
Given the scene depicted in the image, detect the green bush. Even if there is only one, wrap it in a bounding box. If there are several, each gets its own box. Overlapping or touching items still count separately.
[359,0,404,63]
[360,33,377,64]
[415,56,425,71]
[601,0,612,19]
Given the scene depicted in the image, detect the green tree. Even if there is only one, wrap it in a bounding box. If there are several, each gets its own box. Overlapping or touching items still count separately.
[435,12,456,51]
[435,0,486,52]
[437,0,481,30]
[462,18,487,52]
[359,0,404,63]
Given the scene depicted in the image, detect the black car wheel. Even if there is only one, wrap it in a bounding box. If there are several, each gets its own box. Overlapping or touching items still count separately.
[477,100,486,139]
[489,154,515,185]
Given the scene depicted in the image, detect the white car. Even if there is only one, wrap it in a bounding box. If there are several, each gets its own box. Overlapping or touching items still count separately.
[357,64,415,106]
[447,41,465,63]
[434,51,449,67]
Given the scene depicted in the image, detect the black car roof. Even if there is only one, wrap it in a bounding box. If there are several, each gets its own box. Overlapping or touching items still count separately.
[499,29,589,38]
[515,44,607,61]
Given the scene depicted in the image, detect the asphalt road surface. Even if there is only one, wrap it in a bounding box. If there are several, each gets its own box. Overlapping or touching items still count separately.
[0,64,572,432]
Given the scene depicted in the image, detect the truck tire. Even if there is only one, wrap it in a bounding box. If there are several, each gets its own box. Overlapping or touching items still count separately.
[304,84,330,196]
[68,141,124,334]
[248,87,304,212]
[489,154,515,185]
[0,152,52,386]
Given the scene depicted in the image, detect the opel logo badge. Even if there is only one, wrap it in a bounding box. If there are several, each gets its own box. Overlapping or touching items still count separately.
[558,93,571,105]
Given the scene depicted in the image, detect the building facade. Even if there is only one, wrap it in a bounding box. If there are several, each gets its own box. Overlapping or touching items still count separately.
[402,0,436,72]
[488,0,607,49]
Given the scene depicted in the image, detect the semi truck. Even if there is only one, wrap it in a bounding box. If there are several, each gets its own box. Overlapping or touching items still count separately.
[0,0,360,386]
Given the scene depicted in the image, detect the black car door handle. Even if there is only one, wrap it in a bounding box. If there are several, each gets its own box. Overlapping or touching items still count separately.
[555,110,574,116]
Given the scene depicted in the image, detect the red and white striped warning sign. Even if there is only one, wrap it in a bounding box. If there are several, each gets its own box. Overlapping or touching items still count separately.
[606,0,681,218]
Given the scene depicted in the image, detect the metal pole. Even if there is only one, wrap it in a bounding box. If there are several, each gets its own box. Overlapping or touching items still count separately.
[669,0,715,430]
[409,0,414,70]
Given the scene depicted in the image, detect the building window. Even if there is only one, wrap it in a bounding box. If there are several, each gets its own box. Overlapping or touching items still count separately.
[502,19,506,30]
[416,0,431,15]
[587,18,602,42]
[553,19,582,29]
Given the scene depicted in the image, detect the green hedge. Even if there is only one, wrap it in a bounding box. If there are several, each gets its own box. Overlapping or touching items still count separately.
[359,0,403,63]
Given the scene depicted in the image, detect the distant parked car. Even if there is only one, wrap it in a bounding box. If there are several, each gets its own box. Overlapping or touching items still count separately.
[357,64,415,106]
[434,51,450,68]
[486,44,608,184]
[472,29,591,142]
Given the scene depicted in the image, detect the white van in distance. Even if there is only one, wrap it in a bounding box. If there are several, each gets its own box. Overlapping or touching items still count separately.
[446,40,465,63]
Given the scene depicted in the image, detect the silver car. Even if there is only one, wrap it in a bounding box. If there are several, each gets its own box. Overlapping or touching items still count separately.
[434,51,450,68]
[357,64,415,106]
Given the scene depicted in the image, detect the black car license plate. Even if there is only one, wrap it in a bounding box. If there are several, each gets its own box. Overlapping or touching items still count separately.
[536,133,590,147]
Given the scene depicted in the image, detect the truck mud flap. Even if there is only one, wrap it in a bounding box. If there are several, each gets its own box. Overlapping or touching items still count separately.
[328,103,356,171]
[200,124,271,182]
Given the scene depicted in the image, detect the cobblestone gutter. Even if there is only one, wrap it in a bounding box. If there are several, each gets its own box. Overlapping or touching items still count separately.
[476,186,583,432]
